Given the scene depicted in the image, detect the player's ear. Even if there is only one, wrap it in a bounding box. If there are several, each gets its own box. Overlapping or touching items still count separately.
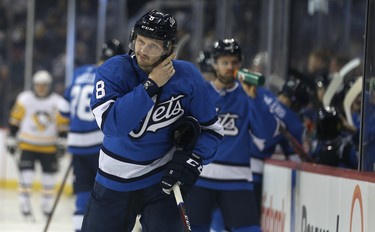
[212,60,218,71]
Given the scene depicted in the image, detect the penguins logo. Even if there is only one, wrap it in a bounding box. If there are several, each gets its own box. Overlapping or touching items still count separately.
[33,111,52,131]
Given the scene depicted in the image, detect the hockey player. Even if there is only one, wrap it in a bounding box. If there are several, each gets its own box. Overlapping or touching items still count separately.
[6,70,68,216]
[196,50,216,81]
[81,9,223,232]
[274,78,312,156]
[310,106,358,169]
[207,72,306,232]
[58,39,125,231]
[187,38,261,232]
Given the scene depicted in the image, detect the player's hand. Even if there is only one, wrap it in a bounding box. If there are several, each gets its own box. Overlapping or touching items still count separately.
[170,116,201,150]
[149,53,176,87]
[161,150,202,195]
[56,137,66,158]
[6,136,17,156]
[240,80,257,99]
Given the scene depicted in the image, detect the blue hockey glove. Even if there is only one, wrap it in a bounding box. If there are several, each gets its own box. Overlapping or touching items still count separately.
[161,150,203,195]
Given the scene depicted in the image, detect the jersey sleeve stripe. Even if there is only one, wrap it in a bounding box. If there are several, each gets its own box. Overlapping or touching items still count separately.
[92,99,115,129]
[202,121,224,138]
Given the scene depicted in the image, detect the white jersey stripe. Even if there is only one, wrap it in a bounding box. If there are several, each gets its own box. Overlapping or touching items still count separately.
[202,121,224,137]
[250,157,264,174]
[200,162,253,182]
[98,147,175,180]
[67,130,104,147]
[92,100,115,128]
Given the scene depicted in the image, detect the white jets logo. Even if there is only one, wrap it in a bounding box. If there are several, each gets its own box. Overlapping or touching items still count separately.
[129,95,185,138]
[218,113,239,136]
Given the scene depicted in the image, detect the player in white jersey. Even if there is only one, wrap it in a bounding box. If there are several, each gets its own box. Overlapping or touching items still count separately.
[6,70,68,216]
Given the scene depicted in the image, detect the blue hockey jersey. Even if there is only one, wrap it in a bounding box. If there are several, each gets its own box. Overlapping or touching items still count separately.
[196,81,255,191]
[90,54,223,192]
[59,64,104,155]
[248,87,305,156]
[247,87,305,180]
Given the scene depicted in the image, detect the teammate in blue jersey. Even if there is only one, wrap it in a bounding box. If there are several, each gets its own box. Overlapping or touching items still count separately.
[244,78,309,213]
[186,38,261,232]
[58,39,125,232]
[207,66,310,232]
[81,10,223,232]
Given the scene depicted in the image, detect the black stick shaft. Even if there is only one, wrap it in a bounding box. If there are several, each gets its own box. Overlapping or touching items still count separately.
[43,159,73,232]
[279,126,314,162]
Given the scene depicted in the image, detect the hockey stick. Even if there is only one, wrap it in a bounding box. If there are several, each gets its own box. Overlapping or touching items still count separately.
[323,58,361,107]
[43,158,73,232]
[172,184,192,232]
[278,126,314,162]
[343,76,362,126]
[11,152,36,222]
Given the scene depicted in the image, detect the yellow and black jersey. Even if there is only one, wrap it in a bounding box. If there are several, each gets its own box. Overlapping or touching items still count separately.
[9,90,68,153]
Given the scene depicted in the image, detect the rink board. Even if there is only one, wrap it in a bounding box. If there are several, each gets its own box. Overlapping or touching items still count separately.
[262,159,375,232]
[0,128,73,193]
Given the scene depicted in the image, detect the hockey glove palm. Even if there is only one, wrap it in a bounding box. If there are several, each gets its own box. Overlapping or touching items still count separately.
[6,136,17,156]
[161,150,203,195]
[170,116,201,150]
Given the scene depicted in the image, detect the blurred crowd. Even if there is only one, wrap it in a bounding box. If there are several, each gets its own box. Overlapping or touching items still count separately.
[0,0,101,126]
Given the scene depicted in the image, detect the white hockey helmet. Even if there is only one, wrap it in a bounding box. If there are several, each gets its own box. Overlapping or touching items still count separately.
[32,70,52,85]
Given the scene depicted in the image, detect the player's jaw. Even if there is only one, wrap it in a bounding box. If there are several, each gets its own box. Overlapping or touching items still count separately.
[136,51,161,69]
[217,71,235,85]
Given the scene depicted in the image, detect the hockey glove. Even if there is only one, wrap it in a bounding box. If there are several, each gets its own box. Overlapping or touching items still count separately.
[56,137,67,158]
[6,136,17,156]
[161,150,203,195]
[170,116,201,151]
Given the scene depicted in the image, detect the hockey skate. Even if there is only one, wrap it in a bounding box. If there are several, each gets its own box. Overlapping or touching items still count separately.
[19,192,35,221]
[20,200,36,222]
